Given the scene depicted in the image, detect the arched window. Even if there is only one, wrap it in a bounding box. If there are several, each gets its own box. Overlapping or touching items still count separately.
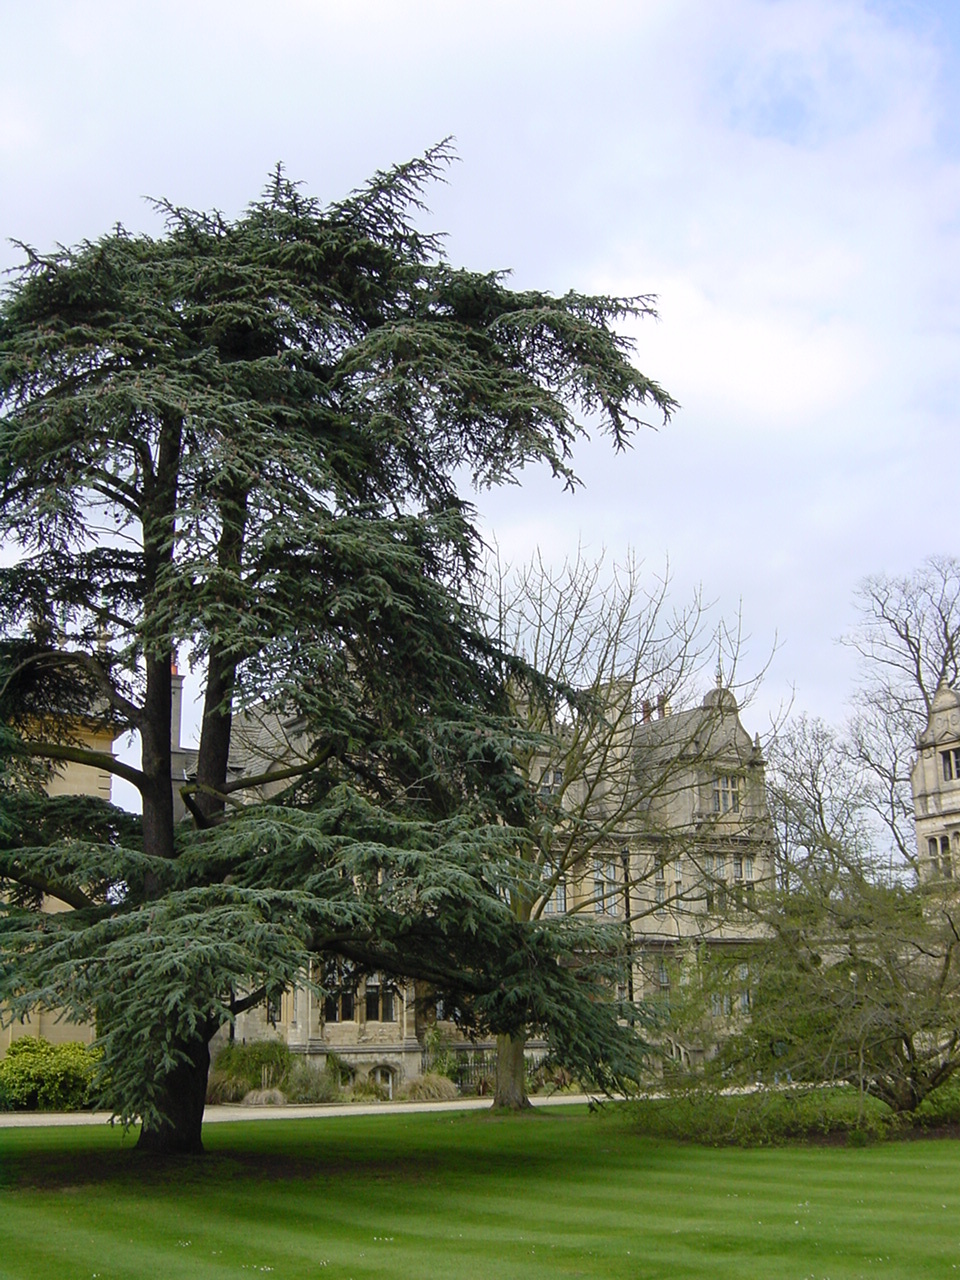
[371,1066,395,1099]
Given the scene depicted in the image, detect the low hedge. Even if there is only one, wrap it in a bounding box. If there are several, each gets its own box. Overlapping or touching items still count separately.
[912,1077,960,1129]
[627,1086,897,1147]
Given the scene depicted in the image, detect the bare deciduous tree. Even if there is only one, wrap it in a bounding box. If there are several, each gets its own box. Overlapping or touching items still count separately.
[481,547,767,1105]
[844,556,960,871]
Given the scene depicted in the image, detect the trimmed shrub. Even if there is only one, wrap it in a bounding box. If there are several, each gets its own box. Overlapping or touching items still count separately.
[398,1072,459,1102]
[913,1077,960,1128]
[0,1038,99,1111]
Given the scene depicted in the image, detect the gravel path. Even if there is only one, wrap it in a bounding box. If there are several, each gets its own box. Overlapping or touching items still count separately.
[0,1093,598,1128]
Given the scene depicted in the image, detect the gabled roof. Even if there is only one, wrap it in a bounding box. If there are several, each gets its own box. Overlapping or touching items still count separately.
[631,687,762,768]
[918,680,960,748]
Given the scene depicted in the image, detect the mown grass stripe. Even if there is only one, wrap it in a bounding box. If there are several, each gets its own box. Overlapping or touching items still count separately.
[1,1108,958,1278]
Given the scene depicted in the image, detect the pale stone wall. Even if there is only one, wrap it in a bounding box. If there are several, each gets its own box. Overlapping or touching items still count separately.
[1,734,117,1059]
[912,681,960,883]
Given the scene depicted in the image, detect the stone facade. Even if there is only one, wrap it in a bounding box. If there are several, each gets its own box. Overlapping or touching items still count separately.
[230,685,776,1085]
[0,721,115,1058]
[2,682,776,1088]
[912,680,960,883]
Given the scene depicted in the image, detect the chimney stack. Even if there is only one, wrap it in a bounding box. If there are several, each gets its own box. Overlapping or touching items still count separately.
[170,660,183,751]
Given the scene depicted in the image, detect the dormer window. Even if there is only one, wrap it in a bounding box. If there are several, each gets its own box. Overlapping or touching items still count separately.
[713,775,740,814]
[942,749,960,782]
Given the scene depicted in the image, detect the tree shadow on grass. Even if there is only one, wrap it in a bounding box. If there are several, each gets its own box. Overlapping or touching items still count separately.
[0,1145,450,1193]
[0,1109,625,1193]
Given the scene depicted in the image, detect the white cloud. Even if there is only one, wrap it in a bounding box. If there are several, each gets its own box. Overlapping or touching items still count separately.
[1,0,957,729]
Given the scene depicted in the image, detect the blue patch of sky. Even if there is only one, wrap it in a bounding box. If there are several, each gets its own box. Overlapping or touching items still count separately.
[728,66,814,145]
[724,57,853,146]
[717,3,960,155]
[717,42,885,149]
[866,0,960,156]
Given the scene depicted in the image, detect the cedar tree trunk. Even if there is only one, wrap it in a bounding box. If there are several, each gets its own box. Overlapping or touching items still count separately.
[136,1034,211,1154]
[493,1033,531,1110]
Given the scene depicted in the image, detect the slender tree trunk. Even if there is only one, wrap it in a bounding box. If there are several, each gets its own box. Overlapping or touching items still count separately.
[136,1034,211,1154]
[194,640,236,823]
[138,409,182,867]
[493,1033,531,1109]
[194,487,248,824]
[140,651,175,863]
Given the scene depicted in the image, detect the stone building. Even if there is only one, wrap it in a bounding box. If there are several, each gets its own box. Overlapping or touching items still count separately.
[912,680,960,883]
[0,718,116,1057]
[2,679,776,1091]
[229,684,776,1087]
[627,687,773,1022]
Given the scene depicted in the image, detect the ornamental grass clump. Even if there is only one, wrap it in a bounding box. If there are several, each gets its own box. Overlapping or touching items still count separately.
[397,1072,458,1102]
[283,1058,341,1104]
[206,1041,292,1104]
[347,1076,389,1102]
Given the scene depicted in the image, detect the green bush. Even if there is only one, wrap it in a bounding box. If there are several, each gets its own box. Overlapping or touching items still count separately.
[627,1086,897,1147]
[322,1052,353,1086]
[527,1062,577,1095]
[348,1076,389,1102]
[284,1058,341,1104]
[912,1077,960,1128]
[209,1040,292,1098]
[421,1026,459,1081]
[206,1042,346,1105]
[0,1038,99,1111]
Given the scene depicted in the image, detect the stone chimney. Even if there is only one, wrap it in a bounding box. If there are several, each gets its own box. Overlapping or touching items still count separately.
[170,660,183,752]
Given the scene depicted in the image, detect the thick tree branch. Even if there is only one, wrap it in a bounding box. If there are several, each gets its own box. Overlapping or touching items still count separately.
[7,870,95,912]
[19,740,145,791]
[230,986,268,1017]
[220,744,337,795]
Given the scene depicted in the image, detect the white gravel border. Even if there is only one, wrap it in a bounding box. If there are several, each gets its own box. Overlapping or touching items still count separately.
[0,1093,599,1128]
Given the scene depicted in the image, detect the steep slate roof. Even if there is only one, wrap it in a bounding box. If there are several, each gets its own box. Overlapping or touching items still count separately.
[630,687,763,767]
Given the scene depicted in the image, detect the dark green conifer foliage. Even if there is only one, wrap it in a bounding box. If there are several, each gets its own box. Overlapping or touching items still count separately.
[0,146,673,1151]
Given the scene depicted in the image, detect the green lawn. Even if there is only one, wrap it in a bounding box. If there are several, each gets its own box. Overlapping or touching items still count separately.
[0,1107,957,1279]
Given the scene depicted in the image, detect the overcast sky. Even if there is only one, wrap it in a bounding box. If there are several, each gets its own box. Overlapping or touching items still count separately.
[2,0,957,748]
